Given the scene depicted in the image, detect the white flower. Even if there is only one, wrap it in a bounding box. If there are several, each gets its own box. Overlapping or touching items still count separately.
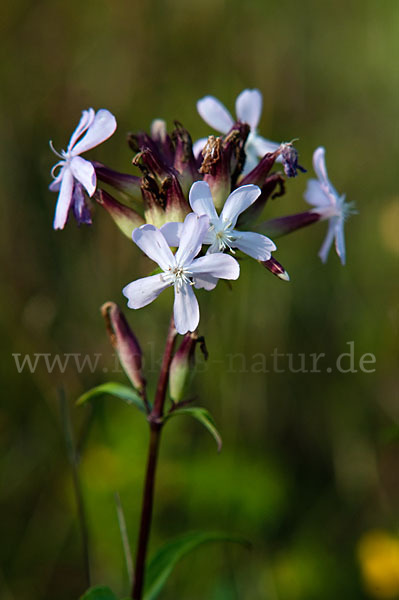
[304,147,354,265]
[49,108,117,230]
[123,213,240,335]
[194,89,280,174]
[187,181,276,260]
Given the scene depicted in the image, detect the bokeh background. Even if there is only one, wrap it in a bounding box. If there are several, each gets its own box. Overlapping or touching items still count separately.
[1,1,398,599]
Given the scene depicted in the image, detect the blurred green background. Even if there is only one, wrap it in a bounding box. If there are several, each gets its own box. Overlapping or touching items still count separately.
[1,0,398,599]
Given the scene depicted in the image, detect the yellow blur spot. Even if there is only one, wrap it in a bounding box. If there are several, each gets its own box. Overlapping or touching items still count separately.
[357,530,399,598]
[379,199,399,255]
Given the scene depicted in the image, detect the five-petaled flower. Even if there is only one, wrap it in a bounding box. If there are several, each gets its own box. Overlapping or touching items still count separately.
[188,181,276,260]
[304,147,354,265]
[194,89,280,174]
[123,213,240,335]
[49,108,117,230]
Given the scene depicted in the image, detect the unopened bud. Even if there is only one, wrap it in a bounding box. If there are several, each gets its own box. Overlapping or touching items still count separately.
[95,189,145,239]
[171,121,200,194]
[200,123,250,210]
[200,136,230,211]
[261,257,290,281]
[237,173,285,227]
[169,332,205,403]
[101,302,145,391]
[92,162,142,205]
[255,210,320,238]
[239,150,280,187]
[162,175,190,224]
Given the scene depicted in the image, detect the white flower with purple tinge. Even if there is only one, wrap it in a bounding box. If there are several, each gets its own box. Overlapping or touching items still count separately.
[49,108,117,230]
[123,213,240,335]
[194,89,280,174]
[304,147,355,265]
[188,181,276,259]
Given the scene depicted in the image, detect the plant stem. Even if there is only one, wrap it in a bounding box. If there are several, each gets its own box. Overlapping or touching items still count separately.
[131,316,176,599]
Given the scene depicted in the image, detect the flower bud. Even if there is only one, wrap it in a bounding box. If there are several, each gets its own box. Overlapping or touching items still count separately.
[199,123,250,211]
[139,174,166,227]
[133,147,176,186]
[162,175,191,224]
[200,136,230,211]
[95,189,145,238]
[255,210,321,238]
[261,257,290,281]
[150,119,175,165]
[239,150,280,187]
[101,302,145,391]
[92,161,142,205]
[169,332,202,403]
[237,173,285,227]
[171,121,200,194]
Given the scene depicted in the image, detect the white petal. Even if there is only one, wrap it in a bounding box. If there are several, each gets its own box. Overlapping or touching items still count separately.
[132,225,175,271]
[193,274,218,290]
[312,146,338,200]
[189,181,218,220]
[190,253,240,280]
[160,222,183,247]
[335,219,346,265]
[70,156,96,196]
[173,283,200,335]
[304,179,330,208]
[235,89,262,129]
[71,109,117,155]
[175,213,210,267]
[220,185,261,227]
[123,275,171,309]
[232,231,276,260]
[251,134,281,158]
[193,137,209,159]
[318,219,336,263]
[67,108,95,152]
[197,96,234,134]
[53,168,74,230]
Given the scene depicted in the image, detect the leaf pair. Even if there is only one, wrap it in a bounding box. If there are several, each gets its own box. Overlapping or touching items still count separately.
[77,385,222,451]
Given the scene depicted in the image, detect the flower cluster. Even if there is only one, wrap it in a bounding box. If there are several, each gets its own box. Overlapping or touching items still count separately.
[49,89,354,333]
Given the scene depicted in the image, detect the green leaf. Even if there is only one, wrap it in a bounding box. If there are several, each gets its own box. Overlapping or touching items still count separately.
[79,586,118,600]
[165,407,223,452]
[76,382,147,413]
[144,531,249,600]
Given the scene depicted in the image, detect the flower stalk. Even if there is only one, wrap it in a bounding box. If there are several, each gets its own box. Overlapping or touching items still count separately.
[131,316,177,599]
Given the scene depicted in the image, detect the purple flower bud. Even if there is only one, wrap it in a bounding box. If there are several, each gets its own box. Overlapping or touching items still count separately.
[237,173,285,227]
[92,161,142,204]
[169,332,203,403]
[133,148,177,184]
[101,302,146,391]
[261,257,290,281]
[279,142,306,178]
[239,150,280,187]
[171,121,200,194]
[256,210,321,238]
[150,119,175,165]
[95,189,145,238]
[162,175,191,224]
[199,122,249,211]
